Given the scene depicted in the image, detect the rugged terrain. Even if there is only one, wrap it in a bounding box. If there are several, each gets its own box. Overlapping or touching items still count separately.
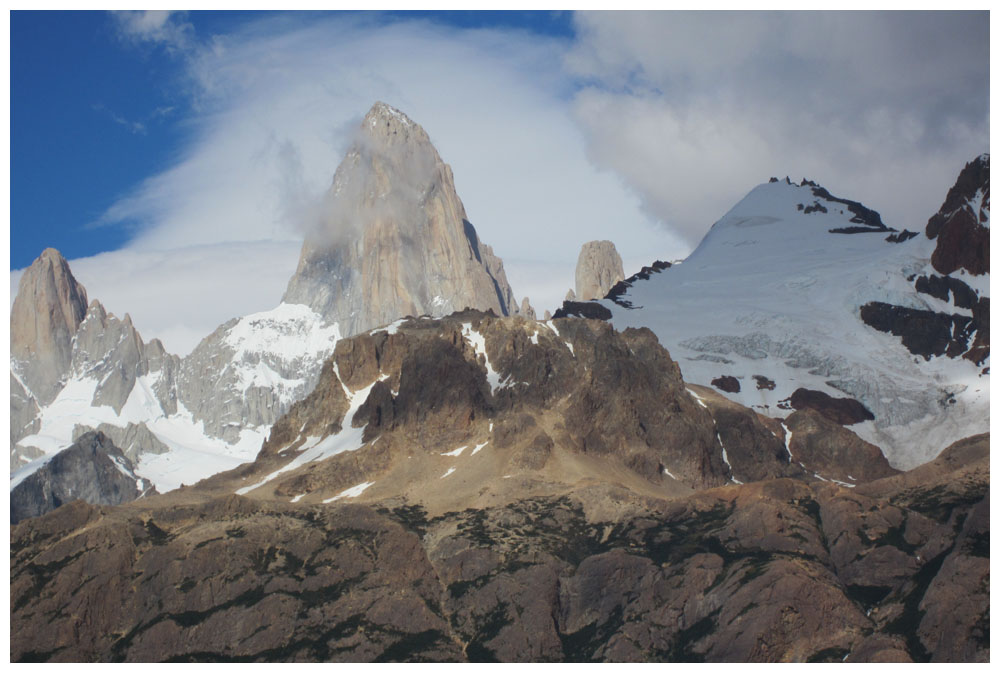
[8,104,989,663]
[10,311,989,662]
[10,430,988,662]
[10,103,527,494]
[575,240,625,301]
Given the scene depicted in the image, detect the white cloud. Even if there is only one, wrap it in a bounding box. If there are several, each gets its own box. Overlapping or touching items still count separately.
[566,11,989,243]
[95,15,687,343]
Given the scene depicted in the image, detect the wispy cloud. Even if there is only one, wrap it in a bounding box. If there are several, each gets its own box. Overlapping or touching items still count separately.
[112,10,193,53]
[92,103,147,135]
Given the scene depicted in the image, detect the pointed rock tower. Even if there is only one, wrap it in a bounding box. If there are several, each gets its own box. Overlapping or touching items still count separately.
[282,102,517,336]
[10,248,89,405]
[575,240,625,301]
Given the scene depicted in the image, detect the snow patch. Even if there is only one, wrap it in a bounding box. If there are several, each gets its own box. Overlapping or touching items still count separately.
[322,481,374,503]
[461,322,503,393]
[235,376,382,495]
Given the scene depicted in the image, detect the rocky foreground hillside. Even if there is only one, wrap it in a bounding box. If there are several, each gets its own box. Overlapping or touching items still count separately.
[10,313,989,662]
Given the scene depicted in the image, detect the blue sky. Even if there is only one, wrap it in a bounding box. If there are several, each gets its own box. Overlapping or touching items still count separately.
[9,11,989,355]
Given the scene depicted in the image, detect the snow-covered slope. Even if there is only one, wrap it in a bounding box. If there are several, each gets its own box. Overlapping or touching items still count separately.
[602,176,989,470]
[12,301,342,493]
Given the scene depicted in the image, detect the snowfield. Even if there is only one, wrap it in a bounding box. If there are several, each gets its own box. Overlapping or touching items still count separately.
[604,179,989,469]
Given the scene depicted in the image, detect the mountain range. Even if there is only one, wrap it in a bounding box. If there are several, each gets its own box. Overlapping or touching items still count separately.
[9,103,989,662]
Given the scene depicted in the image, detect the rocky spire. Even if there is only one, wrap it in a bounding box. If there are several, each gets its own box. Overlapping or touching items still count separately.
[283,102,518,335]
[575,240,625,301]
[10,248,89,404]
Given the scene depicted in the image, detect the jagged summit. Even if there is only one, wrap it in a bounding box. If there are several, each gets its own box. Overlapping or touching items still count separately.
[361,101,427,144]
[10,248,89,405]
[283,102,517,336]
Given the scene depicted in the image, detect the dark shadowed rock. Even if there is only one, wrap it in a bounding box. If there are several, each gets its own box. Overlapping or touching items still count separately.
[552,301,612,320]
[10,431,154,524]
[711,376,741,393]
[860,302,982,363]
[926,154,989,276]
[787,388,874,425]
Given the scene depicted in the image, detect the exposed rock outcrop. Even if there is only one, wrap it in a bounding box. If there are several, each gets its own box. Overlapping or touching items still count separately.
[784,409,898,483]
[10,248,89,405]
[575,240,625,301]
[711,376,741,393]
[282,102,517,336]
[860,301,985,364]
[926,154,989,276]
[520,297,536,321]
[71,300,180,415]
[72,422,170,462]
[176,304,340,443]
[10,374,41,463]
[10,431,154,524]
[786,388,874,425]
[248,312,732,495]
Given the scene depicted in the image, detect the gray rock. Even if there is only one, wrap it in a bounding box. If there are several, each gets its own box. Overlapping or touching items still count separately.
[283,102,517,336]
[71,300,181,415]
[10,248,89,405]
[10,374,40,462]
[10,431,155,524]
[72,422,170,462]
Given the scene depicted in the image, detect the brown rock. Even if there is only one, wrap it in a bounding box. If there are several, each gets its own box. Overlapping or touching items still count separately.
[711,375,741,393]
[784,409,898,483]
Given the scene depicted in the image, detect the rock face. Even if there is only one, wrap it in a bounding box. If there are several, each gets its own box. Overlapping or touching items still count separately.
[926,154,989,276]
[283,102,517,336]
[10,433,987,662]
[10,431,154,524]
[786,388,874,425]
[71,300,180,415]
[10,248,89,405]
[245,312,733,495]
[72,423,170,462]
[784,409,898,483]
[176,303,341,444]
[10,250,185,472]
[575,240,625,301]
